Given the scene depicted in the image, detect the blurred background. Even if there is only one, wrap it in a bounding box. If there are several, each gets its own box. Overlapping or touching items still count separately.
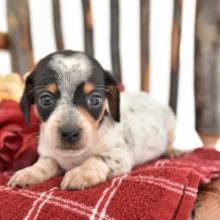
[0,0,219,150]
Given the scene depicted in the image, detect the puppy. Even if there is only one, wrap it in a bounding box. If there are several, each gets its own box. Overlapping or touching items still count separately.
[8,50,175,190]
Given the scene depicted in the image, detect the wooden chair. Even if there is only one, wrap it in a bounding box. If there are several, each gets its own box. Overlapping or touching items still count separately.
[1,0,220,218]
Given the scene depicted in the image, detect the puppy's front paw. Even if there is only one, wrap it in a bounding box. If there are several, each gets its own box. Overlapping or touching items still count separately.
[61,164,107,190]
[7,168,41,187]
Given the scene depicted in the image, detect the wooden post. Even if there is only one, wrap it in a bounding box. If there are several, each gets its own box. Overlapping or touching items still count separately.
[194,0,220,147]
[0,32,9,49]
[194,179,220,219]
[169,0,182,114]
[140,0,150,91]
[7,0,34,74]
[52,0,64,51]
[110,0,122,84]
[82,0,94,56]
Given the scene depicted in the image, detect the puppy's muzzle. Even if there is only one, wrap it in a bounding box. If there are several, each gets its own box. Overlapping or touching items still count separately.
[59,126,81,143]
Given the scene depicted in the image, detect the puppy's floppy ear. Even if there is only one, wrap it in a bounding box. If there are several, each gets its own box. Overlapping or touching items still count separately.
[20,72,35,125]
[104,70,120,122]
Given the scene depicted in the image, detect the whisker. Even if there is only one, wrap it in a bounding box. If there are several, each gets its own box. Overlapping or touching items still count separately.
[93,84,113,88]
[26,124,40,128]
[27,86,46,95]
[23,132,40,140]
[25,135,40,142]
[94,87,110,92]
[30,86,46,91]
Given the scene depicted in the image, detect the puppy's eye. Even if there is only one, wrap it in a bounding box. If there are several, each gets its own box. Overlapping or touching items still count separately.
[87,93,103,107]
[39,93,55,108]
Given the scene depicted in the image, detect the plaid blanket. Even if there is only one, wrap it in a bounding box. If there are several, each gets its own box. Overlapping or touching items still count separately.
[0,148,220,220]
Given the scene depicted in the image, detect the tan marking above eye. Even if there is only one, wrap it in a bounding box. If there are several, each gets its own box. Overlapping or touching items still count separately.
[83,83,95,94]
[47,83,58,94]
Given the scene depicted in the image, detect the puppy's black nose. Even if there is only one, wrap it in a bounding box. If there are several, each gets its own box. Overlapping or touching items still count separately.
[60,127,81,143]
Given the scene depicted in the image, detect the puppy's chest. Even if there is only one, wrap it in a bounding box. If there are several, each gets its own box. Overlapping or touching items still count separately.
[55,152,87,170]
[38,145,89,171]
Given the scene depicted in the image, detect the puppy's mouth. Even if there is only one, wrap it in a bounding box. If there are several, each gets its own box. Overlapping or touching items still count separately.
[58,143,90,156]
[59,142,85,151]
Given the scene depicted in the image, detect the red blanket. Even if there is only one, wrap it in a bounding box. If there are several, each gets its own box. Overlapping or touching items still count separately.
[0,148,220,220]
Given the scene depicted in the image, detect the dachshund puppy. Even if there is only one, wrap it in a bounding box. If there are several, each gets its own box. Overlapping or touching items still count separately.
[8,50,175,190]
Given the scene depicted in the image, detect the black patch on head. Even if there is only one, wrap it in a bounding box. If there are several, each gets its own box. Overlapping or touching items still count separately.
[85,67,120,122]
[33,64,60,122]
[32,50,85,122]
[20,50,121,124]
[20,60,60,123]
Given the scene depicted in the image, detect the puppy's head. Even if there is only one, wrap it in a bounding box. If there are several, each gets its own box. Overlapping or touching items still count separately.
[21,50,120,150]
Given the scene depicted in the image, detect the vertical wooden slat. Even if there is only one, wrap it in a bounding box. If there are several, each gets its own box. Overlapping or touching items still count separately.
[7,0,34,74]
[52,0,64,50]
[110,0,122,84]
[140,0,150,92]
[82,0,94,56]
[0,32,9,49]
[169,0,183,113]
[194,0,220,147]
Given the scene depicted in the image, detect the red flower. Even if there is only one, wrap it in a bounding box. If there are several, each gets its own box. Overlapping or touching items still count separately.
[0,100,40,171]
